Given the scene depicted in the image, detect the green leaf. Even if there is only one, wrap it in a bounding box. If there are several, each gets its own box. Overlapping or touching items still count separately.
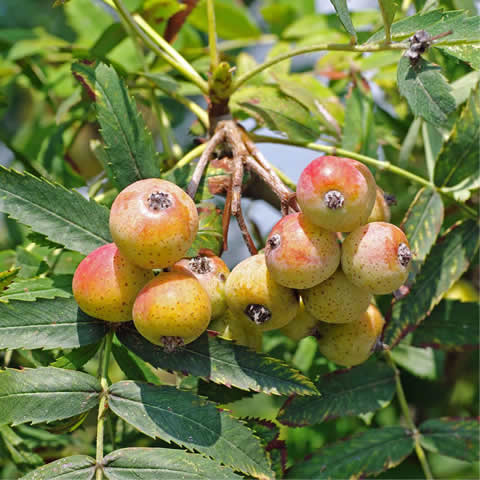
[102,447,242,479]
[50,342,102,370]
[390,345,444,380]
[397,57,456,128]
[0,275,72,302]
[0,367,100,426]
[20,455,96,480]
[111,340,161,384]
[108,381,272,478]
[342,86,377,158]
[329,0,357,42]
[0,297,107,350]
[286,427,414,479]
[401,187,444,263]
[278,360,396,427]
[0,167,110,255]
[231,85,321,142]
[187,202,223,257]
[117,326,317,396]
[412,300,479,351]
[422,121,443,181]
[434,89,480,188]
[419,418,480,462]
[438,44,480,71]
[378,0,400,35]
[188,0,260,40]
[0,424,43,468]
[72,62,161,190]
[383,220,480,348]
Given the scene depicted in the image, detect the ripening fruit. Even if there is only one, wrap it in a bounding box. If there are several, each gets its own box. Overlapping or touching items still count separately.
[341,222,412,294]
[445,279,479,302]
[296,156,376,232]
[367,187,393,223]
[302,269,372,324]
[265,212,340,289]
[281,297,319,341]
[72,243,154,322]
[172,253,230,319]
[212,309,263,351]
[225,254,298,331]
[316,304,385,367]
[67,123,103,180]
[132,271,211,352]
[109,179,198,269]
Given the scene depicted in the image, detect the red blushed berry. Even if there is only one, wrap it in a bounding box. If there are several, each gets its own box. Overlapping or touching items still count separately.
[109,178,198,269]
[296,156,376,232]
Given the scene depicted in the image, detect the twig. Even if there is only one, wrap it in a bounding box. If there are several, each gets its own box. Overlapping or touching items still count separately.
[164,0,199,44]
[222,183,233,251]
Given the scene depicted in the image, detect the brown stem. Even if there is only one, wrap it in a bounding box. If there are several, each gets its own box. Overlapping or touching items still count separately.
[222,182,233,251]
[186,129,226,199]
[234,195,258,255]
[163,0,199,44]
[244,156,287,205]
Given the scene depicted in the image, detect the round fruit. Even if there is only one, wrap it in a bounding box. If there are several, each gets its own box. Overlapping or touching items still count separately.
[225,254,298,331]
[67,123,103,180]
[341,222,412,294]
[296,156,376,232]
[367,187,392,223]
[280,297,319,341]
[109,178,198,269]
[265,212,340,289]
[316,304,385,367]
[302,269,372,324]
[72,243,154,322]
[172,253,229,319]
[132,271,211,352]
[445,279,479,302]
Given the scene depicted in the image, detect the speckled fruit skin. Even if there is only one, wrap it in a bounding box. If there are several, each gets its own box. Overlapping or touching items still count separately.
[225,254,298,332]
[296,156,376,232]
[302,269,372,324]
[280,297,319,341]
[265,212,340,289]
[316,304,385,367]
[341,222,411,294]
[132,271,211,347]
[109,178,198,269]
[172,254,229,320]
[367,187,391,223]
[72,243,154,322]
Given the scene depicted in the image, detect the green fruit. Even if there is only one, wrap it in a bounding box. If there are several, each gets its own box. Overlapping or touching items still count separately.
[280,297,319,341]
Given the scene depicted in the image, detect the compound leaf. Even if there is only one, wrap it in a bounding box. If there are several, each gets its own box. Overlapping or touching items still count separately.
[0,276,72,302]
[0,297,108,350]
[108,381,272,478]
[72,62,161,190]
[286,427,414,479]
[0,167,111,255]
[20,455,96,480]
[102,447,241,480]
[397,56,456,128]
[383,220,480,347]
[278,359,395,427]
[0,367,100,426]
[116,326,317,396]
[329,0,357,42]
[419,418,480,462]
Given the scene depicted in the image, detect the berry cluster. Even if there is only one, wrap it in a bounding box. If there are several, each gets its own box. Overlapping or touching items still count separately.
[73,155,411,365]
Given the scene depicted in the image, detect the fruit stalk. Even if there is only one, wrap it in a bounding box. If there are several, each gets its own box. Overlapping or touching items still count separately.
[385,351,434,480]
[95,330,113,480]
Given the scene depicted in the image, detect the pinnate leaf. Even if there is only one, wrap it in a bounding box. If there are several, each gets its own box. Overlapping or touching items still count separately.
[419,418,480,462]
[278,360,395,427]
[434,89,480,188]
[397,57,456,128]
[401,187,444,263]
[50,342,102,370]
[0,297,107,350]
[108,381,272,478]
[286,426,414,479]
[379,0,399,34]
[0,276,72,302]
[72,62,161,190]
[116,326,317,396]
[102,447,241,480]
[329,0,357,42]
[20,455,96,480]
[383,220,480,347]
[0,367,100,426]
[0,167,111,255]
[412,300,479,351]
